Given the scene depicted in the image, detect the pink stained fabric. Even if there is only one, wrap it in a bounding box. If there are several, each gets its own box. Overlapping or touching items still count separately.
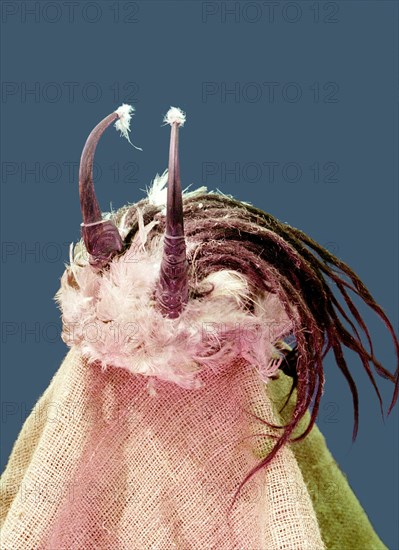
[45,356,267,548]
[1,348,324,549]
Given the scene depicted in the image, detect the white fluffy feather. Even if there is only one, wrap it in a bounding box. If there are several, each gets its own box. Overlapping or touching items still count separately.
[114,104,142,151]
[163,106,186,127]
[146,170,208,211]
[146,170,168,207]
[56,213,292,391]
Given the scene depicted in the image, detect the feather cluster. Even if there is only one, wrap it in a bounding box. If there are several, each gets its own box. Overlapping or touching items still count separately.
[114,103,142,151]
[114,104,134,140]
[163,106,186,127]
[56,178,291,392]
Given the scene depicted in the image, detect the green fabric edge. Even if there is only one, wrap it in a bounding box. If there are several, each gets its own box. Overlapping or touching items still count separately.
[262,372,387,550]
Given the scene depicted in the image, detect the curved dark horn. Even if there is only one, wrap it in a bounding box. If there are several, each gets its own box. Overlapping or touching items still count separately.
[79,110,125,268]
[156,108,189,318]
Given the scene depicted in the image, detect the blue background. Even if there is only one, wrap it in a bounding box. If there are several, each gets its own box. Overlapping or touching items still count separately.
[1,1,398,547]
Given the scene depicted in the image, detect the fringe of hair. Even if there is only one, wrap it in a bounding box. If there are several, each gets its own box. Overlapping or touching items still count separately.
[85,190,399,507]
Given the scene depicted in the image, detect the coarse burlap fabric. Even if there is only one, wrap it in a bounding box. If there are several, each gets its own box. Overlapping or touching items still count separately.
[0,348,324,549]
[265,373,388,550]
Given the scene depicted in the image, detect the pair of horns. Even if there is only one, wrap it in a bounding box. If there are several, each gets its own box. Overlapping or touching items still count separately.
[79,105,188,319]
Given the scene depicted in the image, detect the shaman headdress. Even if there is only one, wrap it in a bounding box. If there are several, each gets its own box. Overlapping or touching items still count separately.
[1,104,398,549]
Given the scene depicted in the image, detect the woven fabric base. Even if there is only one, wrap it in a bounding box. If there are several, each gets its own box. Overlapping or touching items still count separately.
[1,348,324,549]
[266,372,388,550]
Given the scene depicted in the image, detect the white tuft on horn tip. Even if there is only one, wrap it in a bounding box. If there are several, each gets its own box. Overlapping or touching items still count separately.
[114,103,143,151]
[163,106,186,127]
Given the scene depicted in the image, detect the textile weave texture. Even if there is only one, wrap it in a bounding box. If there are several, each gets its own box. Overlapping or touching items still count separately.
[265,372,387,550]
[1,348,324,549]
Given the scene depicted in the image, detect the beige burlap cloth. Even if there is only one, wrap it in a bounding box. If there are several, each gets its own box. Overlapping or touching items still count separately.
[1,348,324,549]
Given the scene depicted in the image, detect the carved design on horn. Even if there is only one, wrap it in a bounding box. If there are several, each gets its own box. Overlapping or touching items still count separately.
[156,107,189,318]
